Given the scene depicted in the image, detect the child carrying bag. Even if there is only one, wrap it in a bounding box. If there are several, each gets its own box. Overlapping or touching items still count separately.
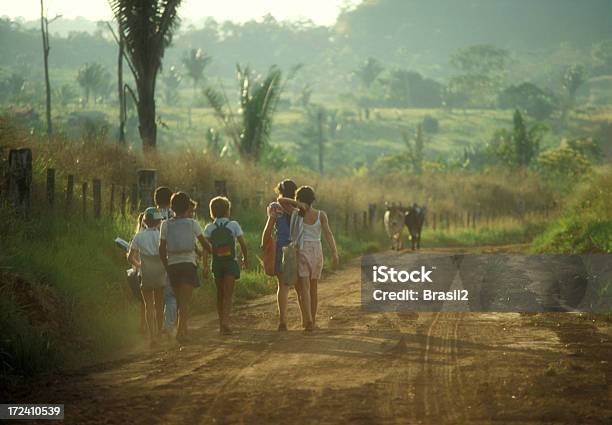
[282,211,303,287]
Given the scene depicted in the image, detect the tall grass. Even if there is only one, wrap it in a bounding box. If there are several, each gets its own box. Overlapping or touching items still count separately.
[533,169,612,254]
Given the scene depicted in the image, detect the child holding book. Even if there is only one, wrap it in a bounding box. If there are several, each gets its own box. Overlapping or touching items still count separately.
[203,196,248,335]
[127,208,166,345]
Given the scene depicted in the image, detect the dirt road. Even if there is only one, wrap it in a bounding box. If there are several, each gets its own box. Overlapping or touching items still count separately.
[15,251,612,424]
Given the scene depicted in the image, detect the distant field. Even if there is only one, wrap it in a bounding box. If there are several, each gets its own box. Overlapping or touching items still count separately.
[37,87,612,170]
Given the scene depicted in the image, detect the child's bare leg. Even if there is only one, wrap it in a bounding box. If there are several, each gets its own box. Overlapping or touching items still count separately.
[298,277,313,330]
[175,283,193,338]
[276,274,289,326]
[215,277,224,328]
[294,279,304,317]
[310,279,318,327]
[154,288,164,332]
[222,275,235,330]
[141,288,157,340]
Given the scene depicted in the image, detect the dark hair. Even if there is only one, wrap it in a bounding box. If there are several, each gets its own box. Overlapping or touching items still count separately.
[154,186,172,207]
[171,192,193,215]
[209,196,231,219]
[275,179,297,199]
[296,186,315,205]
[143,216,161,228]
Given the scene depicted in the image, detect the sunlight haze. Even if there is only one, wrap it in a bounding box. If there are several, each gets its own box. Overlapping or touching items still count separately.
[1,0,362,25]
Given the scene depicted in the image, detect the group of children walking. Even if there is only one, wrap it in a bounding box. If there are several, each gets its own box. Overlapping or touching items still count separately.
[126,179,339,345]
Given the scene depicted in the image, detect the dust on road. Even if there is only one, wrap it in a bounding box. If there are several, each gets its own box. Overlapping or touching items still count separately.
[13,249,612,425]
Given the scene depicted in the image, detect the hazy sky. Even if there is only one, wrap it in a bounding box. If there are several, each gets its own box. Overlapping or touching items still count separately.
[2,0,361,25]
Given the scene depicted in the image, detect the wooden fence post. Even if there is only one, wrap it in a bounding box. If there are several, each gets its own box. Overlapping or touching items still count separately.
[93,179,101,219]
[362,211,368,231]
[0,146,6,201]
[8,148,32,217]
[344,212,349,234]
[120,187,126,217]
[137,169,157,208]
[109,184,115,216]
[130,183,138,213]
[65,175,74,217]
[333,213,339,235]
[368,203,377,230]
[82,181,88,219]
[46,168,55,207]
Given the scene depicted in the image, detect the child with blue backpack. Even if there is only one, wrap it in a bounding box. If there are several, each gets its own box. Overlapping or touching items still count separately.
[203,196,248,335]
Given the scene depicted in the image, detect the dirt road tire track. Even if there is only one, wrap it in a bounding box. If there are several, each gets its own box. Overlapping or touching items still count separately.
[9,250,612,425]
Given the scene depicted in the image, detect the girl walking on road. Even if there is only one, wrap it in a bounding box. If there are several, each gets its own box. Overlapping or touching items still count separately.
[279,186,339,331]
[127,208,166,346]
[261,179,298,331]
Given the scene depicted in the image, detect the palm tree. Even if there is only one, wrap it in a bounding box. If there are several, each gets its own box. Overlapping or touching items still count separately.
[108,0,182,150]
[182,48,211,126]
[204,65,295,162]
[76,62,110,105]
[161,65,181,106]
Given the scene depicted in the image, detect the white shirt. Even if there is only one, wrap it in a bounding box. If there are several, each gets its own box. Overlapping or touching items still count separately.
[160,218,204,266]
[130,228,160,257]
[303,211,322,242]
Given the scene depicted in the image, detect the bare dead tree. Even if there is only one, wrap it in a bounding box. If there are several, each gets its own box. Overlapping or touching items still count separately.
[39,0,61,141]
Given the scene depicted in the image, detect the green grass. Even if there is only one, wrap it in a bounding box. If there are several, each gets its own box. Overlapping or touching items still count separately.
[533,171,612,254]
[424,223,546,248]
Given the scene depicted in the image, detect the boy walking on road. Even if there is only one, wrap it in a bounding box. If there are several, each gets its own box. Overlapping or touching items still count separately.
[203,196,248,335]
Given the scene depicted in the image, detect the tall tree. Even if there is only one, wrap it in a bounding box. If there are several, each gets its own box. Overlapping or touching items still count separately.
[298,105,327,174]
[76,63,110,105]
[109,0,182,150]
[561,64,587,121]
[402,124,425,175]
[162,65,182,106]
[355,57,383,89]
[204,65,296,162]
[182,48,211,126]
[39,0,60,141]
[492,110,544,168]
[450,44,509,108]
[117,24,126,144]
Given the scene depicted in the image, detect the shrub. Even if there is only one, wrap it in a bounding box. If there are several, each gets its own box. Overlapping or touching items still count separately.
[422,115,439,133]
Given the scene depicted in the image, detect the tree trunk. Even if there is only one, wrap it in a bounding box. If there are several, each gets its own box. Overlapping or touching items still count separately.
[118,33,126,144]
[317,110,324,174]
[40,0,52,141]
[136,76,157,150]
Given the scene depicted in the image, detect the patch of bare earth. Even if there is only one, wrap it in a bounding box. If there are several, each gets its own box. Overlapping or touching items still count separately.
[8,248,612,425]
